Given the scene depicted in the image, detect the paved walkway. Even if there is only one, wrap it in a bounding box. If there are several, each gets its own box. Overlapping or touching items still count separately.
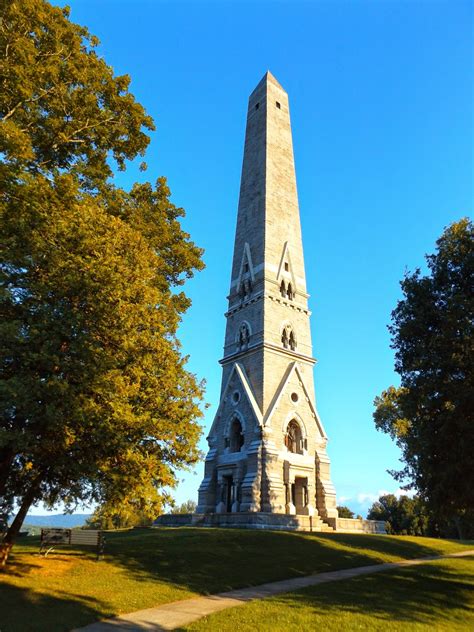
[74,549,474,632]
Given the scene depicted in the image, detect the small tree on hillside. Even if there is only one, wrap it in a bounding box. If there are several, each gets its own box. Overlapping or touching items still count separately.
[373,219,474,539]
[171,500,197,514]
[86,500,155,530]
[336,505,355,519]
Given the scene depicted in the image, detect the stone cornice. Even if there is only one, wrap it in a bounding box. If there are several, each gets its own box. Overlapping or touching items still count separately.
[220,342,316,366]
[225,290,311,318]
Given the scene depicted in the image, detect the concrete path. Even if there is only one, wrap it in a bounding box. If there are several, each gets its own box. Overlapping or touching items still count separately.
[74,549,474,632]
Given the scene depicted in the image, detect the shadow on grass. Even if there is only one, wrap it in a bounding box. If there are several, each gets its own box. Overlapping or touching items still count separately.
[265,558,474,628]
[2,529,471,632]
[0,582,111,632]
[104,528,469,593]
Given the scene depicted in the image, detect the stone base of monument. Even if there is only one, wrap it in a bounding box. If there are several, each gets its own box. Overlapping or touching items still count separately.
[154,512,386,534]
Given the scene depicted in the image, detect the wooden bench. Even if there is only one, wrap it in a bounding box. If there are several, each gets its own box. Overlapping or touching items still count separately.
[40,528,105,559]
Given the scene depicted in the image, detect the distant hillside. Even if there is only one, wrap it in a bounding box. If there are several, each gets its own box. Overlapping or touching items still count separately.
[22,514,91,529]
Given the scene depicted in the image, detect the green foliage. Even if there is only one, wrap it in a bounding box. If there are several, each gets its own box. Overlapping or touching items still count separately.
[171,499,197,514]
[374,219,474,538]
[336,505,355,519]
[0,511,8,534]
[0,0,153,189]
[0,0,205,564]
[367,494,430,536]
[85,502,154,530]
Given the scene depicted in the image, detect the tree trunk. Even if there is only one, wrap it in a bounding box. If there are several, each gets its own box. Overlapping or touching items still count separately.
[0,481,40,568]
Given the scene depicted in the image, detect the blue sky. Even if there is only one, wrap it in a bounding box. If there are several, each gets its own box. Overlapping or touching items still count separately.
[39,0,473,517]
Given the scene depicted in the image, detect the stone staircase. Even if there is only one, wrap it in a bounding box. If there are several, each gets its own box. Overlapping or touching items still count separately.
[292,514,335,532]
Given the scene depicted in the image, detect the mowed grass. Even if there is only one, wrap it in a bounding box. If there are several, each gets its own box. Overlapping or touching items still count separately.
[184,557,474,631]
[0,528,472,632]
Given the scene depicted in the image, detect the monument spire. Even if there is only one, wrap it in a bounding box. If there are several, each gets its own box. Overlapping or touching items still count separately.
[196,73,347,529]
[226,71,311,413]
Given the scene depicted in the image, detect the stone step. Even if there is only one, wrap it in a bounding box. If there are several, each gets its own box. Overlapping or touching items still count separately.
[155,512,380,534]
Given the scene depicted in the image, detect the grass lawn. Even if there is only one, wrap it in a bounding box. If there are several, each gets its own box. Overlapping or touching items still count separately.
[0,528,472,632]
[184,557,474,631]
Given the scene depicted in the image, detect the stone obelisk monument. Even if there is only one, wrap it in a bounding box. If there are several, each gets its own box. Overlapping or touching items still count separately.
[174,71,386,534]
[197,71,340,529]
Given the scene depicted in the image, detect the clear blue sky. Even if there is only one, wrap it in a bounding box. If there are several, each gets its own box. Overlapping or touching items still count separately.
[42,0,472,517]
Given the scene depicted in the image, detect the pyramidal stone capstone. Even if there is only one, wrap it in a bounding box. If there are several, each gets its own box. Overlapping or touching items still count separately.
[159,73,385,534]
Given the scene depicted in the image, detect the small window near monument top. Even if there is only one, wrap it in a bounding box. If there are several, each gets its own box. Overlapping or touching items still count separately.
[284,262,289,271]
[291,392,299,403]
[244,263,249,273]
[255,103,259,110]
[276,101,281,109]
[232,391,240,404]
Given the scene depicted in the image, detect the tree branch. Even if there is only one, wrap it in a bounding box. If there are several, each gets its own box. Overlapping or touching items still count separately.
[1,87,57,123]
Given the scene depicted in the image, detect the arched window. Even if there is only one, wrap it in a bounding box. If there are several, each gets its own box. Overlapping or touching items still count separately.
[282,325,296,351]
[287,283,294,300]
[280,280,286,298]
[229,418,244,452]
[289,330,296,351]
[285,420,303,454]
[239,323,250,349]
[240,277,252,300]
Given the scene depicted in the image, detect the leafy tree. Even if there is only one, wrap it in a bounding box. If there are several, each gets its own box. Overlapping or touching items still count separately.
[0,0,153,191]
[171,499,197,514]
[367,494,430,536]
[85,499,155,530]
[373,219,474,538]
[0,1,204,565]
[336,505,355,519]
[0,511,8,535]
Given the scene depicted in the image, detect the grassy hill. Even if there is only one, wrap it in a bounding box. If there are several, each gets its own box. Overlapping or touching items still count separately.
[185,556,474,631]
[0,528,472,632]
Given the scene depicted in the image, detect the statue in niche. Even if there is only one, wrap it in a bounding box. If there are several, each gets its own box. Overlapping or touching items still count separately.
[239,323,250,348]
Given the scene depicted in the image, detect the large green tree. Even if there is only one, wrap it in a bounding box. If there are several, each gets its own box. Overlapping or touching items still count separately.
[367,494,430,536]
[0,1,204,565]
[374,219,474,538]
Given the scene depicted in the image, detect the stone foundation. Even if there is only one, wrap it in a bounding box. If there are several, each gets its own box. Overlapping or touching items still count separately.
[155,512,386,534]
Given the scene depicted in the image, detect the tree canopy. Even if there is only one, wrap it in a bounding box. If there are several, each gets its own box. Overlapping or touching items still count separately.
[171,499,197,515]
[1,0,204,565]
[373,219,474,538]
[367,494,429,536]
[1,0,153,189]
[336,505,355,519]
